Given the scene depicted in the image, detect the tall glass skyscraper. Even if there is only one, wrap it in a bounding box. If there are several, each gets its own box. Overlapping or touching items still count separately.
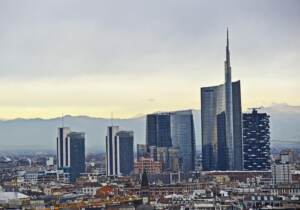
[106,126,119,176]
[243,109,271,170]
[170,110,196,172]
[57,127,71,169]
[117,131,134,176]
[68,132,85,182]
[146,111,196,172]
[146,113,172,147]
[106,126,134,176]
[56,128,85,182]
[201,30,243,171]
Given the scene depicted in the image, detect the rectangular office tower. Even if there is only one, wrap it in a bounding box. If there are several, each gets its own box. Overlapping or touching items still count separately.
[106,126,134,176]
[170,110,196,172]
[146,113,172,147]
[146,111,196,172]
[57,128,85,182]
[243,109,271,170]
[201,30,243,171]
[57,127,71,169]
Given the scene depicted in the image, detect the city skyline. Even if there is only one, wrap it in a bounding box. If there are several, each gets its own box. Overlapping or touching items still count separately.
[0,0,299,119]
[1,2,300,209]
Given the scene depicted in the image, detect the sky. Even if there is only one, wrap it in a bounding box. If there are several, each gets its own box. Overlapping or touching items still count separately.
[0,0,299,119]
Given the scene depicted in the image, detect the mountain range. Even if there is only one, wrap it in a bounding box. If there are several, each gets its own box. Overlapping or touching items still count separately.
[0,103,299,153]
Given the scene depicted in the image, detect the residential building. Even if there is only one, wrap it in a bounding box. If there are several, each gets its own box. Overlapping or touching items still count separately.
[134,157,162,174]
[272,163,293,185]
[280,149,298,164]
[243,109,271,170]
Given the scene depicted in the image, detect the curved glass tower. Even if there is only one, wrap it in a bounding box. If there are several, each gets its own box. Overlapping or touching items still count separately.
[201,29,243,171]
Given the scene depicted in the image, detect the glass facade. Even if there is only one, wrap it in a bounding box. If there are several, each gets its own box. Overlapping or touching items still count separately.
[201,84,225,171]
[170,110,196,172]
[201,31,243,171]
[146,111,196,172]
[56,128,85,182]
[106,126,119,176]
[117,131,134,176]
[106,126,134,176]
[56,127,71,169]
[201,82,242,171]
[217,111,227,170]
[146,114,157,147]
[232,81,243,170]
[146,114,172,148]
[68,132,85,182]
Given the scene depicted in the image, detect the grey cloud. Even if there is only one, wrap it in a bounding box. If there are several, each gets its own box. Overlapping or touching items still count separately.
[0,0,299,80]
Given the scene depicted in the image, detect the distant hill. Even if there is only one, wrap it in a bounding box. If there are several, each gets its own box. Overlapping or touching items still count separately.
[0,104,299,153]
[261,104,300,148]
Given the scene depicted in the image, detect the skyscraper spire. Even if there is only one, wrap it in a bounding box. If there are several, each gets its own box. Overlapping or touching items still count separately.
[224,27,234,170]
[226,28,230,66]
[227,28,229,47]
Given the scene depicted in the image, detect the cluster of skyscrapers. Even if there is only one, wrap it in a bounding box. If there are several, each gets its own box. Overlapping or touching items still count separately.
[55,30,272,182]
[105,110,196,177]
[201,30,271,171]
[143,110,196,172]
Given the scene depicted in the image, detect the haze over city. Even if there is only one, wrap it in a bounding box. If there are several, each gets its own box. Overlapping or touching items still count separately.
[1,1,300,209]
[0,0,299,119]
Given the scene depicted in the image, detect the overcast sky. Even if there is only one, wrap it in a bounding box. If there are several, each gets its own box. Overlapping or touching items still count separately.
[0,0,299,119]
